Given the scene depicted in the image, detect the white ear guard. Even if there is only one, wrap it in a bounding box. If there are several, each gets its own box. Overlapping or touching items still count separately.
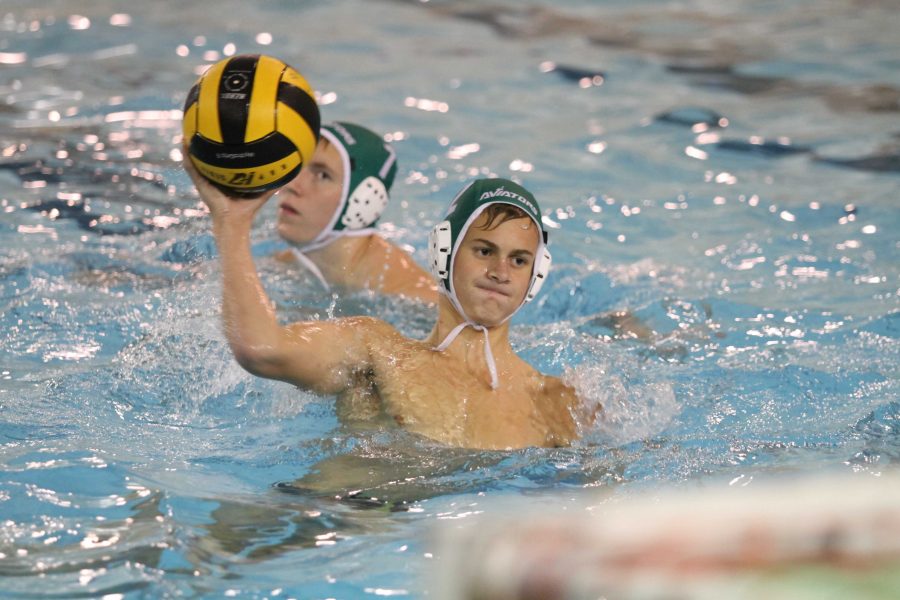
[525,246,552,302]
[429,220,452,280]
[341,176,389,230]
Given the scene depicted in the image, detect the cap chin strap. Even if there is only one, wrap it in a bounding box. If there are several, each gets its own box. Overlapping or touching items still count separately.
[433,288,501,390]
[290,247,330,291]
[289,226,377,291]
[295,226,377,253]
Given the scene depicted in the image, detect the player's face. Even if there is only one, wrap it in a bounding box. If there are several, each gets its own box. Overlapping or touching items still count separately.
[276,139,343,244]
[451,212,539,327]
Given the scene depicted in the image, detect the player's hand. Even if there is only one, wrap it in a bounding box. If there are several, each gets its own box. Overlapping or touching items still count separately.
[183,153,275,222]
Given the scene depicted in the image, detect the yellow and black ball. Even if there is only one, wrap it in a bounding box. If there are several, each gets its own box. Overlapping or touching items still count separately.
[182,54,320,196]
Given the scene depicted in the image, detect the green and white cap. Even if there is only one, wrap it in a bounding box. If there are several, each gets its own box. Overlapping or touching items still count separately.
[428,178,552,389]
[290,121,398,289]
[306,121,398,248]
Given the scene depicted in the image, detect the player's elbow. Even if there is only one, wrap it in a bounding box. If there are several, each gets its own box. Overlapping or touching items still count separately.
[229,340,285,378]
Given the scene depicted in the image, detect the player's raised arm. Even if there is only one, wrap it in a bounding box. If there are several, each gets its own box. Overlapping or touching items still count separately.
[185,159,377,394]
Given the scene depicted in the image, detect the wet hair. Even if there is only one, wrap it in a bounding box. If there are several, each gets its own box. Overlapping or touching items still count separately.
[478,203,532,231]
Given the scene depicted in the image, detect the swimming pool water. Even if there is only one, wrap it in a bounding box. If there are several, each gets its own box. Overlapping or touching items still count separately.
[1,0,898,598]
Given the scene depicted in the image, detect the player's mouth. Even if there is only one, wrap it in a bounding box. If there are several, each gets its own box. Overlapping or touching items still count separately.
[279,203,300,217]
[476,283,510,298]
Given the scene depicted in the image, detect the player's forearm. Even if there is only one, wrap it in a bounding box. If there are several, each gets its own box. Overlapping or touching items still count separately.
[212,218,284,368]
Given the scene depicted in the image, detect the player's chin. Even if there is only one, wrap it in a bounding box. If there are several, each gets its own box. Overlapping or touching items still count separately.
[471,304,514,328]
[275,224,306,245]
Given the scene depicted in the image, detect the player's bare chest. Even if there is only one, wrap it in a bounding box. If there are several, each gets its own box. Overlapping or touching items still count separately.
[371,349,551,447]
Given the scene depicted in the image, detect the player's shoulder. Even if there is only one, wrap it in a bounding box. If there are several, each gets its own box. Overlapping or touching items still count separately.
[350,315,421,349]
[541,372,572,392]
[535,372,578,406]
[341,315,401,337]
[368,236,439,302]
[530,372,579,446]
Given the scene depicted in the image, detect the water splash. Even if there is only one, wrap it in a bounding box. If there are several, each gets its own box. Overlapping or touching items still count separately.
[564,362,679,447]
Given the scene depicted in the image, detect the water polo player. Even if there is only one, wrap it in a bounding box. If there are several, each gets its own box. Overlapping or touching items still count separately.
[184,167,596,450]
[272,121,437,301]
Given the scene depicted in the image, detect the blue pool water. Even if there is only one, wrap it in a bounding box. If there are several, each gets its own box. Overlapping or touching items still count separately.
[1,0,898,598]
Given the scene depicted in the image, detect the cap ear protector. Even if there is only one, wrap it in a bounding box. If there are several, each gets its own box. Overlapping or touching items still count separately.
[525,245,552,301]
[342,175,389,229]
[429,220,452,280]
